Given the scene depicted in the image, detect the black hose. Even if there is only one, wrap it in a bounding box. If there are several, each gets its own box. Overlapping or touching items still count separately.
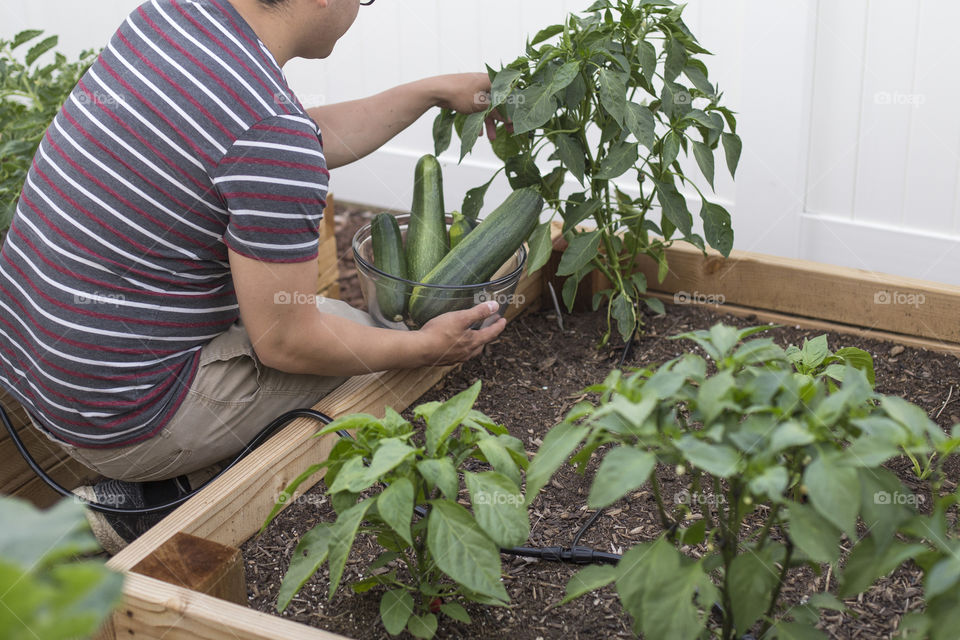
[618,321,639,369]
[572,508,604,547]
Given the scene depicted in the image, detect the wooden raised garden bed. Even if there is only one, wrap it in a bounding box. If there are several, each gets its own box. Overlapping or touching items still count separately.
[4,207,957,639]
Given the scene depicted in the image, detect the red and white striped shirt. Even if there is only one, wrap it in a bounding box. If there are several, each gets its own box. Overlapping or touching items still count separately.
[0,0,328,447]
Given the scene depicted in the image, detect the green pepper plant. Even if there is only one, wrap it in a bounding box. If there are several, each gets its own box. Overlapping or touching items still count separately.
[263,382,530,639]
[0,496,124,640]
[0,30,97,243]
[435,0,741,345]
[525,324,956,639]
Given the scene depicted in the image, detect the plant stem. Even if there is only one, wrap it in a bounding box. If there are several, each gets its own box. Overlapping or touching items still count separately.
[649,473,673,532]
[759,539,794,637]
[755,504,781,548]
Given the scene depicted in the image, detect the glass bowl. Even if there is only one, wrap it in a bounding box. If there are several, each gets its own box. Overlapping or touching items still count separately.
[352,213,527,330]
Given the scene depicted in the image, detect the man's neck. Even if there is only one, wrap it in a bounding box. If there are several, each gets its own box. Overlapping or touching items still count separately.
[226,0,298,67]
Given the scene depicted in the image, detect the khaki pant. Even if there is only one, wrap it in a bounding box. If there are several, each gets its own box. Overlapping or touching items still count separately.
[41,298,375,483]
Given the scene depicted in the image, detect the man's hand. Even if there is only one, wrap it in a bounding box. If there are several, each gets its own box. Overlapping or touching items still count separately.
[432,72,510,141]
[416,301,507,366]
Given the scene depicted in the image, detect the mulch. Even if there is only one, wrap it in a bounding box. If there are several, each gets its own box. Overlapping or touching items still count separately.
[240,204,960,639]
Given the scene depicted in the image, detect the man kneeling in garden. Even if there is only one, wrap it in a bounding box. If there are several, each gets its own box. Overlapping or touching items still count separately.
[0,0,503,554]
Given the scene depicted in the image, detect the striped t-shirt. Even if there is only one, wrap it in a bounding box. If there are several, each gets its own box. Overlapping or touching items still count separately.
[0,0,329,447]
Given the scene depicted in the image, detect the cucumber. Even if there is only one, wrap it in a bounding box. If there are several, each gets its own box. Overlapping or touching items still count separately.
[448,211,479,249]
[408,188,543,325]
[370,213,408,322]
[405,154,448,282]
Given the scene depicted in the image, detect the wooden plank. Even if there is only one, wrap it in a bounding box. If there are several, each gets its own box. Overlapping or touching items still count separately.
[131,533,246,606]
[12,456,99,508]
[551,223,960,346]
[112,573,345,640]
[317,194,340,300]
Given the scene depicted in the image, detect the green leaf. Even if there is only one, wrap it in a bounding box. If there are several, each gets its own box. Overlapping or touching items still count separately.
[728,548,781,635]
[594,142,639,180]
[439,601,471,623]
[417,458,459,500]
[661,131,681,169]
[328,456,374,494]
[611,293,636,343]
[926,553,960,600]
[525,421,587,504]
[557,230,601,276]
[364,438,418,482]
[427,500,508,601]
[0,497,100,569]
[834,347,876,387]
[803,456,860,538]
[377,478,415,547]
[511,61,579,136]
[696,368,736,423]
[489,68,522,107]
[426,380,482,455]
[639,41,657,84]
[664,37,687,82]
[12,30,44,50]
[433,108,456,156]
[561,564,618,604]
[554,133,586,185]
[722,132,742,178]
[525,221,554,276]
[561,269,586,312]
[692,141,715,189]
[700,201,733,257]
[683,64,714,96]
[407,612,438,639]
[531,24,564,46]
[459,111,488,161]
[858,467,914,547]
[598,68,628,124]
[461,175,495,220]
[652,178,693,237]
[839,537,925,598]
[465,471,529,547]
[278,524,331,611]
[616,538,717,640]
[562,196,601,233]
[748,465,789,501]
[625,102,656,151]
[676,436,739,478]
[327,499,374,599]
[491,127,523,161]
[644,296,666,315]
[477,437,522,486]
[588,448,655,509]
[771,621,829,640]
[786,503,841,564]
[380,588,414,635]
[25,35,58,66]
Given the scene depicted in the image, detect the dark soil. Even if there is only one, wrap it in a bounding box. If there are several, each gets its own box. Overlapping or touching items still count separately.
[241,204,960,640]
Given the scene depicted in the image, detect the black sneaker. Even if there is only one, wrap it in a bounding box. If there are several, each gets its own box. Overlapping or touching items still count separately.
[73,476,189,555]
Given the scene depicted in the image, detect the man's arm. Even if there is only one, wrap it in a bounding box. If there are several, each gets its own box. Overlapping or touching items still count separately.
[228,248,505,376]
[307,73,492,169]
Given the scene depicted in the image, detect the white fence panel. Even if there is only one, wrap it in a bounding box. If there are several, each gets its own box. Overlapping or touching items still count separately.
[4,1,960,285]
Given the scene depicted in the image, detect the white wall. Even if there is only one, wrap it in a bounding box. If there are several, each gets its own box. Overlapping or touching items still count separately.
[4,1,960,286]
